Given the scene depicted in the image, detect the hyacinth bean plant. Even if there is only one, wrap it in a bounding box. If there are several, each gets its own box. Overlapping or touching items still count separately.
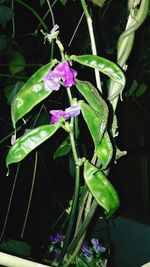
[1,0,149,266]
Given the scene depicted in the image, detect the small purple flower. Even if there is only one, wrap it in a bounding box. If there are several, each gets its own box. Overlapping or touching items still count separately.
[41,24,59,44]
[91,238,106,253]
[81,240,93,261]
[65,104,80,117]
[81,240,89,252]
[42,70,61,91]
[49,24,59,42]
[42,61,77,91]
[49,110,70,124]
[49,232,64,244]
[49,104,80,124]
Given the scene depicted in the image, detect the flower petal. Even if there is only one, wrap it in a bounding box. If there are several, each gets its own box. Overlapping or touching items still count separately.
[49,110,70,124]
[53,60,77,87]
[65,104,80,117]
[44,79,60,91]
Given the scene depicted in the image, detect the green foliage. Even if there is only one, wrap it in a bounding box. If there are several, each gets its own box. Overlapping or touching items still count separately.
[4,81,25,105]
[53,138,72,159]
[59,0,68,5]
[39,0,45,6]
[83,160,120,215]
[0,239,31,257]
[96,131,113,169]
[6,124,60,168]
[71,54,126,88]
[80,102,103,147]
[11,60,58,128]
[0,34,9,54]
[76,79,108,115]
[0,5,14,27]
[9,51,26,75]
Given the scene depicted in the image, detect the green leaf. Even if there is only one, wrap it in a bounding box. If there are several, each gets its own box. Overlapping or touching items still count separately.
[59,0,68,5]
[76,79,108,114]
[40,0,45,6]
[6,124,60,168]
[80,102,104,147]
[11,83,52,129]
[4,81,25,105]
[83,160,120,215]
[19,59,58,94]
[75,255,90,267]
[71,54,126,88]
[0,239,31,257]
[0,34,9,54]
[0,5,14,27]
[9,51,26,75]
[96,131,113,169]
[11,60,58,128]
[53,138,71,159]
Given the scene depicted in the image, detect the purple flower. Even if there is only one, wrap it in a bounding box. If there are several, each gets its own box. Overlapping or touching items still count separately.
[81,240,89,252]
[81,240,93,261]
[49,232,64,244]
[42,71,60,91]
[48,24,59,43]
[91,238,106,253]
[50,110,70,124]
[52,60,77,87]
[49,104,80,124]
[65,105,80,117]
[42,61,77,91]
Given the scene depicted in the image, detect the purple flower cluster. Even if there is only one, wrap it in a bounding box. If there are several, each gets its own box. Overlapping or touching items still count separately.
[81,238,106,262]
[49,232,64,244]
[49,104,80,124]
[42,60,79,124]
[43,60,77,91]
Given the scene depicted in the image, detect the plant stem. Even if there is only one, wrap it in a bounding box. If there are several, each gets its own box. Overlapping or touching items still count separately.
[66,199,98,256]
[58,87,80,264]
[21,152,38,238]
[80,0,102,93]
[0,164,20,242]
[45,0,55,60]
[108,0,149,112]
[58,129,80,264]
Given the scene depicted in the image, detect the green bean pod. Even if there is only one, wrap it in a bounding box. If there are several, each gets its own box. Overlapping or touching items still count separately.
[80,101,104,147]
[6,123,60,168]
[71,54,126,88]
[96,131,113,169]
[83,160,120,215]
[11,59,58,128]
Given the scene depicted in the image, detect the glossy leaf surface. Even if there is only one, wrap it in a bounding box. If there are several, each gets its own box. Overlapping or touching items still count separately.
[71,54,126,87]
[84,160,120,215]
[96,131,113,169]
[53,138,71,159]
[19,59,58,94]
[76,79,108,115]
[11,60,58,128]
[6,124,59,167]
[11,83,52,129]
[80,102,103,147]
